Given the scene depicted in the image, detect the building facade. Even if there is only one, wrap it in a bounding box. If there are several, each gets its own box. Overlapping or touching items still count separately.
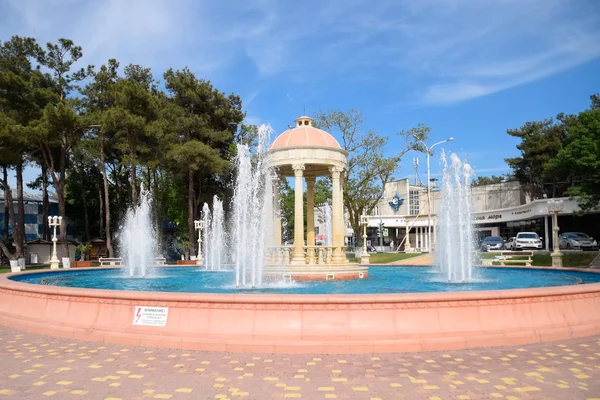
[0,190,59,242]
[314,179,600,252]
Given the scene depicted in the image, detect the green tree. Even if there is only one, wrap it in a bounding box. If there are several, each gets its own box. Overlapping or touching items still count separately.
[79,59,120,256]
[505,117,569,199]
[471,174,510,186]
[545,95,600,211]
[106,64,159,206]
[162,67,244,249]
[33,38,87,257]
[0,36,50,259]
[314,109,429,239]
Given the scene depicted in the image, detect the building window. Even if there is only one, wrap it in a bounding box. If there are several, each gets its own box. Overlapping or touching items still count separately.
[409,190,420,216]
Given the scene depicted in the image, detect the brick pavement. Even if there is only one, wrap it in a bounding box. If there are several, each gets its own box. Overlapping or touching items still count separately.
[0,326,599,400]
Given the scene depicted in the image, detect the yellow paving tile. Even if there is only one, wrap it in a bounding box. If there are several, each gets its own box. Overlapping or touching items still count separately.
[154,395,173,399]
[283,395,301,398]
[42,392,57,397]
[0,390,15,395]
[514,386,541,393]
[71,390,88,395]
[324,395,336,399]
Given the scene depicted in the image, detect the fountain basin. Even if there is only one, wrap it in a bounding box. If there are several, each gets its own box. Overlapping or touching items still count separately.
[2,266,600,353]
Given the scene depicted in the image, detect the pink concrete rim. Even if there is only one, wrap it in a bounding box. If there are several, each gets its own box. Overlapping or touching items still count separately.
[2,266,600,354]
[3,265,600,302]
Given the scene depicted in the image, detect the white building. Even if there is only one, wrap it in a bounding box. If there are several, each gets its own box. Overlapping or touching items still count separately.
[314,178,600,252]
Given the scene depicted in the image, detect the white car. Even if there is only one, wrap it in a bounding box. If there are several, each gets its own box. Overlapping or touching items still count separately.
[514,232,543,250]
[505,237,516,250]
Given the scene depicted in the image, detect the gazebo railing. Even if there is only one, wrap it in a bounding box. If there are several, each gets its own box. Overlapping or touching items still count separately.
[266,246,338,265]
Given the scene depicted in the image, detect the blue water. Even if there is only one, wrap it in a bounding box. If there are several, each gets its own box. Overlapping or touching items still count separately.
[10,266,600,294]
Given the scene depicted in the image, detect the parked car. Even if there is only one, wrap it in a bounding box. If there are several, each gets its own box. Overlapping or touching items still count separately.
[514,232,543,250]
[505,237,516,250]
[480,236,505,252]
[559,232,599,251]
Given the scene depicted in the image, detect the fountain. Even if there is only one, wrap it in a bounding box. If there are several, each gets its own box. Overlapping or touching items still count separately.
[5,116,600,354]
[202,196,226,271]
[120,190,157,277]
[231,124,275,288]
[436,152,475,282]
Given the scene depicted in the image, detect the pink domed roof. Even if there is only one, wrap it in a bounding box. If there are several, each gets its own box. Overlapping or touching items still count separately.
[270,116,341,150]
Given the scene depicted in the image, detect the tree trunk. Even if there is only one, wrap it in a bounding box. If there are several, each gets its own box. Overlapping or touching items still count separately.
[98,178,104,237]
[81,189,90,242]
[0,169,21,260]
[99,135,113,257]
[16,160,25,253]
[57,183,68,258]
[130,160,138,205]
[42,165,49,241]
[188,168,195,257]
[2,166,8,239]
[152,169,161,247]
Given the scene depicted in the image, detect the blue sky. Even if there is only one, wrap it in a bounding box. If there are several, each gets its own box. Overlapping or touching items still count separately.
[2,0,600,188]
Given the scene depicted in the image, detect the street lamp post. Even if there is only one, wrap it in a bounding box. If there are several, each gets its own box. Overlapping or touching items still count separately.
[360,215,370,264]
[412,136,454,253]
[548,199,564,268]
[194,219,205,266]
[48,215,62,269]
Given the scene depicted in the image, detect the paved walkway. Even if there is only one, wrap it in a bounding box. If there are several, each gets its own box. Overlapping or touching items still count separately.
[0,327,599,399]
[386,253,433,265]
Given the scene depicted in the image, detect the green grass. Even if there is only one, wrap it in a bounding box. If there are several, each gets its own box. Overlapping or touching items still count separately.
[532,253,597,268]
[347,252,423,264]
[483,252,597,268]
[0,264,52,274]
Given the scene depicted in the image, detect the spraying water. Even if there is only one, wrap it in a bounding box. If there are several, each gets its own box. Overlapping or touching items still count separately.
[322,202,333,246]
[201,203,211,267]
[436,152,475,282]
[120,190,157,277]
[203,195,225,271]
[231,124,275,288]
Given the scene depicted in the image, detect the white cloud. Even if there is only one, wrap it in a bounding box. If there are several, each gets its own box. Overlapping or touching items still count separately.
[1,0,599,104]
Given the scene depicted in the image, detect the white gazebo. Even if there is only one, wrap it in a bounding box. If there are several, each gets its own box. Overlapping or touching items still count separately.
[266,116,368,280]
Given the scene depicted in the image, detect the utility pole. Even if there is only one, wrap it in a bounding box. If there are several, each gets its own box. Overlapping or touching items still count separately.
[412,136,454,252]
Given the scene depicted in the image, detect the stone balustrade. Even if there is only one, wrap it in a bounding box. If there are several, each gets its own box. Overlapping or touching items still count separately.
[267,246,340,265]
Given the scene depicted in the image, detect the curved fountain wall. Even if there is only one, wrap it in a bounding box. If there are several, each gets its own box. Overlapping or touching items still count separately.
[1,267,600,354]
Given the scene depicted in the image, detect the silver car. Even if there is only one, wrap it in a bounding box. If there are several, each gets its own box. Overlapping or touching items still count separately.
[559,232,599,251]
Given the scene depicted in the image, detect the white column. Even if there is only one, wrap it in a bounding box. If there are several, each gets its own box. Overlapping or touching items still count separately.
[291,164,305,264]
[405,223,412,251]
[424,227,429,251]
[330,166,344,263]
[415,227,418,249]
[432,218,436,250]
[339,170,347,261]
[306,176,315,248]
[273,174,282,247]
[544,215,549,251]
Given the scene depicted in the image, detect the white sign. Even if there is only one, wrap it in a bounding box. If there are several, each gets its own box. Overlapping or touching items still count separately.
[132,306,169,327]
